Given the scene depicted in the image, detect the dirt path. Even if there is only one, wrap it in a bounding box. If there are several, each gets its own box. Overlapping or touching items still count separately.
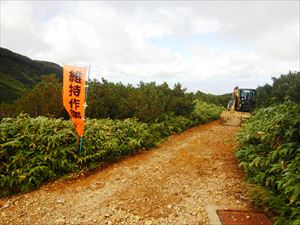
[0,120,252,225]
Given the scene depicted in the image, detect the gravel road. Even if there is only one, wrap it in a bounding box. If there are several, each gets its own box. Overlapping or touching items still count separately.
[0,120,253,225]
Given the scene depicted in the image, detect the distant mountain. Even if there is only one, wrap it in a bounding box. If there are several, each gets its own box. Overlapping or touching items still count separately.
[0,47,62,103]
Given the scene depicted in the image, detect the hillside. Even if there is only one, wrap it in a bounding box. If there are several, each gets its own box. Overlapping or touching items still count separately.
[0,47,62,103]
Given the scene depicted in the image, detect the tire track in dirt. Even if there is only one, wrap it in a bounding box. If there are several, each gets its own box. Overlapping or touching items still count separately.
[0,120,252,225]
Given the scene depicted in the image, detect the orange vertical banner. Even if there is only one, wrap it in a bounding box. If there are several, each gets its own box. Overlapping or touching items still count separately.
[63,65,87,137]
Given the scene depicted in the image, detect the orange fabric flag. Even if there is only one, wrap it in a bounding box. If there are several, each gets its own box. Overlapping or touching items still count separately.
[63,65,87,137]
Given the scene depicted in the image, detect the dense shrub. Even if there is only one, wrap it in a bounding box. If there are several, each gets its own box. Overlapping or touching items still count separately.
[0,75,65,119]
[1,75,230,122]
[256,71,300,107]
[190,99,224,125]
[0,101,223,196]
[86,79,194,122]
[194,91,231,107]
[236,102,300,225]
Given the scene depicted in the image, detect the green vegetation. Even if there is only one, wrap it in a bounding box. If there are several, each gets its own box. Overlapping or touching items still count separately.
[236,71,300,225]
[0,101,223,197]
[256,71,300,107]
[191,99,224,124]
[236,102,300,224]
[1,73,226,122]
[194,91,231,107]
[0,47,62,103]
[0,75,65,118]
[87,79,194,122]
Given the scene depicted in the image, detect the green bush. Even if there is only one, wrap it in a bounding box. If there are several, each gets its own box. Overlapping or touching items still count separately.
[256,71,300,107]
[236,102,300,225]
[0,114,78,195]
[0,102,223,197]
[0,115,157,196]
[190,99,224,125]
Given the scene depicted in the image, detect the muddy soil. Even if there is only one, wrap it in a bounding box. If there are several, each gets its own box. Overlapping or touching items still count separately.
[0,120,252,225]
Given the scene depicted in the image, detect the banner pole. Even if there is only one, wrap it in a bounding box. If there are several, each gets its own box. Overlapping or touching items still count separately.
[79,65,91,155]
[79,137,83,155]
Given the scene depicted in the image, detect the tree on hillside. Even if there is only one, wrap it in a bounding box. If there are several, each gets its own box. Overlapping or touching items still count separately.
[86,79,194,122]
[256,71,300,107]
[272,71,300,103]
[256,84,273,107]
[194,91,231,107]
[1,75,230,121]
[1,74,65,118]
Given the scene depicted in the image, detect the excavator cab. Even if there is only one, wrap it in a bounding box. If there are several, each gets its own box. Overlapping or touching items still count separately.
[227,88,256,112]
[239,89,256,112]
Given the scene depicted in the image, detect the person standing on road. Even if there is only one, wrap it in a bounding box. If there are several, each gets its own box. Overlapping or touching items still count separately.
[231,86,240,111]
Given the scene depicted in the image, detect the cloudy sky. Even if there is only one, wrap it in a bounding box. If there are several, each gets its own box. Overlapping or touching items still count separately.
[1,1,299,94]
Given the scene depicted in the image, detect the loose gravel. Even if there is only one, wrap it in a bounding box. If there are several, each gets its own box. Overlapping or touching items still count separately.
[0,120,253,225]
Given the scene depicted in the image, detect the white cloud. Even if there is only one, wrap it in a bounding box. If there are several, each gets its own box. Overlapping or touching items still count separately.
[0,1,299,94]
[1,1,51,55]
[258,22,299,61]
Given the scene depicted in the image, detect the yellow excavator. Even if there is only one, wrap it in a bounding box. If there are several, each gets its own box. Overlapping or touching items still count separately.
[221,88,256,126]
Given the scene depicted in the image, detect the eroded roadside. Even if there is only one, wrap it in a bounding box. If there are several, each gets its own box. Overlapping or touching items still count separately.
[0,120,252,225]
